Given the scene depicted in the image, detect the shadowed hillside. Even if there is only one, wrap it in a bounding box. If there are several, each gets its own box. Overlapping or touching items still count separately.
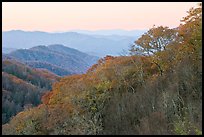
[2,59,59,124]
[8,44,99,76]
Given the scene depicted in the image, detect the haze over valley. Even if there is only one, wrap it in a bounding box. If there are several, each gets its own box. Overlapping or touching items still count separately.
[2,29,146,57]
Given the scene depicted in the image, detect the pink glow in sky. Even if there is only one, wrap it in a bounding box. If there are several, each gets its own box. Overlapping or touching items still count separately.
[2,2,199,32]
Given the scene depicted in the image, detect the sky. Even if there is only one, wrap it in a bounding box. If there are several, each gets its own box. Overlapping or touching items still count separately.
[2,2,199,32]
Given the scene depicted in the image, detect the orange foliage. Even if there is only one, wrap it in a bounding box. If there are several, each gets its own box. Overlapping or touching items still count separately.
[41,92,53,105]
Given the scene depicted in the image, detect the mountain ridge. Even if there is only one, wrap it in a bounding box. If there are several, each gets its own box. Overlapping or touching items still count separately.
[2,30,143,56]
[7,44,99,76]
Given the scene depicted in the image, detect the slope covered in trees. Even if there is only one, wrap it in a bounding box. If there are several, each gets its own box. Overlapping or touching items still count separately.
[2,4,202,135]
[2,59,59,124]
[8,44,99,76]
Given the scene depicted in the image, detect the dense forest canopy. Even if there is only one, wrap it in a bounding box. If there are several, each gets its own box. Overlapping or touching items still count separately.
[2,59,59,124]
[2,3,202,135]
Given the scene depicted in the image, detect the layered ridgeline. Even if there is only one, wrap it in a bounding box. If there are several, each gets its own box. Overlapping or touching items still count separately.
[2,30,142,57]
[2,4,202,135]
[7,44,99,76]
[2,58,59,125]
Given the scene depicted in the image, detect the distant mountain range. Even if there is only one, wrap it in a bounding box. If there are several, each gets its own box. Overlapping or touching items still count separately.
[71,29,146,36]
[2,30,146,57]
[6,44,99,76]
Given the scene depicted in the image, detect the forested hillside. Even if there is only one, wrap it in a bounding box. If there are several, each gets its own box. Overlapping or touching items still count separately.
[2,4,202,135]
[8,44,99,76]
[2,59,59,124]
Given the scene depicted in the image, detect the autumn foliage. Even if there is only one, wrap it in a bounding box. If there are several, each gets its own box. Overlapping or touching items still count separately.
[2,60,59,125]
[2,4,202,135]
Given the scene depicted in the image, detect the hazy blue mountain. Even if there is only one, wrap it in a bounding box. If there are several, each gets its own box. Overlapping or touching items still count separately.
[2,30,145,57]
[2,47,17,54]
[24,61,73,76]
[71,29,147,37]
[2,53,14,60]
[8,44,99,76]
